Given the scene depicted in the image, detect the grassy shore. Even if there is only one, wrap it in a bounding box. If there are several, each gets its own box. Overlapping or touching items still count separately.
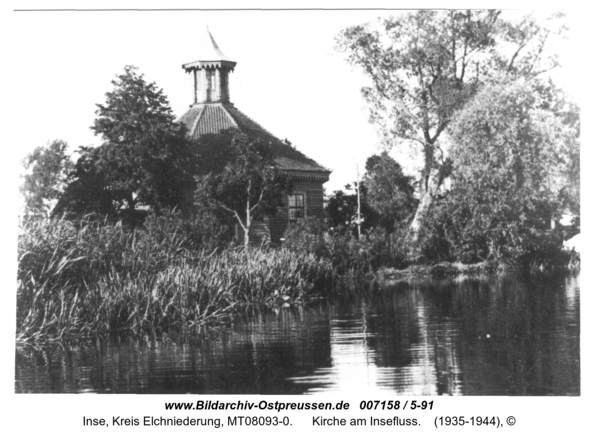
[17,217,333,344]
[17,215,577,344]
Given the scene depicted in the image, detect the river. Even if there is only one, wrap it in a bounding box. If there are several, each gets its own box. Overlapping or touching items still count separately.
[15,273,579,395]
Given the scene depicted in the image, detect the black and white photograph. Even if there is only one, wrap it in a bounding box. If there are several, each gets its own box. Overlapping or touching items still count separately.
[7,1,592,416]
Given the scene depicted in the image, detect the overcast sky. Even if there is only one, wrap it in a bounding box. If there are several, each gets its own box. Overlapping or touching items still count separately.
[7,7,583,193]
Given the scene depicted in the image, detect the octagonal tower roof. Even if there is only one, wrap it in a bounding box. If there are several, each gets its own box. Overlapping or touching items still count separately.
[183,27,236,72]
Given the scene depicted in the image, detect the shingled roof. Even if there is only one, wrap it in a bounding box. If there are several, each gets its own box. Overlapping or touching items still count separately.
[178,103,331,178]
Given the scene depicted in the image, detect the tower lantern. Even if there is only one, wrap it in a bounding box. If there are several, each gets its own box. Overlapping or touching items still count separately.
[182,27,236,104]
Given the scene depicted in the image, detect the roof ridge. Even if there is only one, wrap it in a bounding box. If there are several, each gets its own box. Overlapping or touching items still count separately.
[219,104,239,129]
[191,105,206,134]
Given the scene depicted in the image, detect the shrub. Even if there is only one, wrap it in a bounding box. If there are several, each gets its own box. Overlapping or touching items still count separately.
[281,217,329,257]
[412,199,454,263]
[283,218,408,273]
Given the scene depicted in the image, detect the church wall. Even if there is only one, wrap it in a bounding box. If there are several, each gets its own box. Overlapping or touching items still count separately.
[294,180,326,218]
[269,179,325,244]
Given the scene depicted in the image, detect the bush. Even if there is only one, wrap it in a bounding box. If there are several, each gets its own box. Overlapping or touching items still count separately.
[518,229,571,272]
[281,217,329,257]
[414,194,572,271]
[411,199,454,262]
[283,218,408,273]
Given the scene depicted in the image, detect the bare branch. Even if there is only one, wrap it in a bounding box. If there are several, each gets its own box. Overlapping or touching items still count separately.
[208,197,246,230]
[506,42,528,75]
[250,186,266,214]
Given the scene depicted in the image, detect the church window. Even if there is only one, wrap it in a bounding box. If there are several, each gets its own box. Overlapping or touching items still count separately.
[288,193,305,221]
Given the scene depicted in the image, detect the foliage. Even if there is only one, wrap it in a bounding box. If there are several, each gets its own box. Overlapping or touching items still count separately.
[21,140,73,217]
[281,217,330,258]
[325,153,416,235]
[363,152,417,231]
[325,182,377,234]
[17,216,333,343]
[197,133,291,247]
[336,11,567,243]
[18,211,225,291]
[283,218,408,273]
[337,11,498,149]
[192,131,238,176]
[56,66,196,217]
[140,209,231,254]
[446,80,578,264]
[53,146,118,219]
[417,198,455,262]
[321,153,417,267]
[553,99,580,226]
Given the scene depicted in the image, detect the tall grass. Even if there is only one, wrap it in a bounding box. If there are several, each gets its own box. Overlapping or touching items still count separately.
[17,216,333,343]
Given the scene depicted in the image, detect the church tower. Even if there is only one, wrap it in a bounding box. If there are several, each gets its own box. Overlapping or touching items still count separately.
[182,27,236,104]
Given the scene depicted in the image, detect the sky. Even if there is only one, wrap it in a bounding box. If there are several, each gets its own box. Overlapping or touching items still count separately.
[6,5,584,194]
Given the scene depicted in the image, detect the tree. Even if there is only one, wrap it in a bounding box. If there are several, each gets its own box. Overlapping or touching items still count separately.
[336,11,565,250]
[325,154,415,234]
[363,152,417,231]
[53,145,115,217]
[21,140,73,217]
[56,66,196,217]
[325,182,377,234]
[197,133,290,248]
[446,80,578,263]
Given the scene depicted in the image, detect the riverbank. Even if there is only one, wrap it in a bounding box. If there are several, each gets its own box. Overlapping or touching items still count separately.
[17,217,335,344]
[17,216,579,344]
[380,261,497,280]
[380,254,579,280]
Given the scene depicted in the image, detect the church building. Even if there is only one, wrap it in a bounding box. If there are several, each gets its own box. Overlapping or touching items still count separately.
[178,28,331,243]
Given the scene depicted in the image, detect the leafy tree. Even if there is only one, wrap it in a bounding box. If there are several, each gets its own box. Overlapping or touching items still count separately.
[550,93,580,229]
[193,132,238,176]
[336,10,566,249]
[53,146,116,217]
[326,154,415,234]
[446,80,578,263]
[325,182,378,234]
[363,152,417,231]
[196,133,290,248]
[56,66,196,217]
[21,140,73,217]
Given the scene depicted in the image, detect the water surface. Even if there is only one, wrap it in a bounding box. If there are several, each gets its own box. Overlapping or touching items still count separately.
[15,274,580,395]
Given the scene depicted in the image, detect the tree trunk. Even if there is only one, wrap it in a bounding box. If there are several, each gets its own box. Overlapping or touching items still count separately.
[407,168,445,258]
[243,226,250,248]
[244,197,251,249]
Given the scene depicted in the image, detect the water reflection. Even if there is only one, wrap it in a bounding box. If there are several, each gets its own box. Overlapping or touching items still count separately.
[15,274,579,395]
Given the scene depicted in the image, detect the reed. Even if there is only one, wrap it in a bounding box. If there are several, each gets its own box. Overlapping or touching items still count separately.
[17,217,334,343]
